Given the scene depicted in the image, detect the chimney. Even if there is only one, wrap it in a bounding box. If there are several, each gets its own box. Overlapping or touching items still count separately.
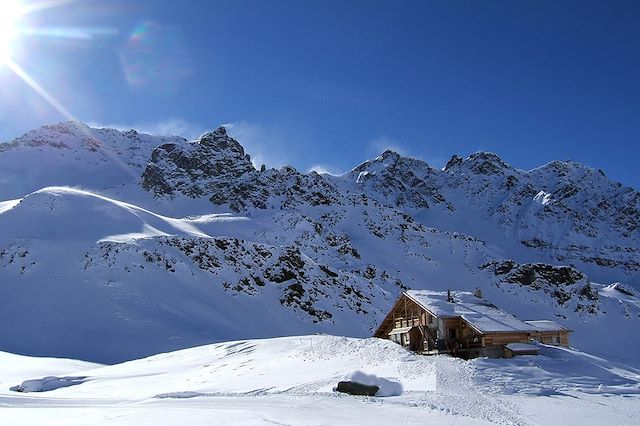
[447,289,453,303]
[474,288,482,298]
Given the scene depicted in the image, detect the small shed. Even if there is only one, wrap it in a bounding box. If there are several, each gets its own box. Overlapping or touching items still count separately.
[504,343,540,358]
[524,320,571,347]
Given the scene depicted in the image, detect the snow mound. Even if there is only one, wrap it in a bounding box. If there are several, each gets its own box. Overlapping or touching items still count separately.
[604,282,635,296]
[12,376,87,393]
[0,352,100,387]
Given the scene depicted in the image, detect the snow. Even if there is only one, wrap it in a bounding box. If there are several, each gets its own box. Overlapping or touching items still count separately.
[504,343,539,352]
[13,376,88,392]
[603,282,635,296]
[1,335,638,425]
[387,326,413,334]
[0,198,21,214]
[523,320,570,332]
[0,186,212,243]
[356,170,370,183]
[0,351,100,385]
[406,290,538,333]
[533,190,553,205]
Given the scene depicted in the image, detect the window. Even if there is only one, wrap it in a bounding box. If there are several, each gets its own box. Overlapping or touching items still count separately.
[449,328,457,339]
[551,335,559,345]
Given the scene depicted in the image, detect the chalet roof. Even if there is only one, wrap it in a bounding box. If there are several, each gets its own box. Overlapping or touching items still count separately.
[405,290,538,334]
[523,320,571,332]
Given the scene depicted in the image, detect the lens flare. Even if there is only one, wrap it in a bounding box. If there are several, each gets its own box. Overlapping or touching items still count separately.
[0,0,25,59]
[121,22,194,90]
[0,0,138,182]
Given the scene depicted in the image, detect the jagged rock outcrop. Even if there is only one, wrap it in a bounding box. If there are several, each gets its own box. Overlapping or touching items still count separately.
[142,126,341,211]
[84,236,393,323]
[348,150,449,209]
[482,260,599,313]
[142,127,256,199]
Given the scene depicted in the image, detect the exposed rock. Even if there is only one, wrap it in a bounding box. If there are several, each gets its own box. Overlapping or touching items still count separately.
[484,260,598,311]
[334,381,379,396]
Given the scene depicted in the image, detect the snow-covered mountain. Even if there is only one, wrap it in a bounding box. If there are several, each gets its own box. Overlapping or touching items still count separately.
[0,121,638,364]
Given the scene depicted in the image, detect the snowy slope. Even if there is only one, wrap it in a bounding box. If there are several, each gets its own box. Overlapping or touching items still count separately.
[0,121,638,367]
[0,122,186,201]
[1,335,638,425]
[0,185,494,362]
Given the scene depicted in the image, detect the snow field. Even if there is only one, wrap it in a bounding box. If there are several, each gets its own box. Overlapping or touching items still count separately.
[2,335,638,425]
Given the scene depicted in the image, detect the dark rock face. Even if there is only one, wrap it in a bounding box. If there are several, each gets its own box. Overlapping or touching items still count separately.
[142,127,256,201]
[444,155,463,172]
[141,163,175,196]
[85,235,391,324]
[141,126,342,212]
[483,260,599,312]
[504,263,585,287]
[349,152,449,209]
[464,152,512,175]
[198,126,245,155]
[335,381,379,396]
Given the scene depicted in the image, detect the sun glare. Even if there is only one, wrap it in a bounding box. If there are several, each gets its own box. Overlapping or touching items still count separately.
[0,0,25,59]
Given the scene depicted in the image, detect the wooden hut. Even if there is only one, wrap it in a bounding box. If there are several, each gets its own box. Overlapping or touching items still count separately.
[374,290,570,359]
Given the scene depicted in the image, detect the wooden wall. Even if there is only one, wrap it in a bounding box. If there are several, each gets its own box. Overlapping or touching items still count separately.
[531,331,570,347]
[482,332,530,347]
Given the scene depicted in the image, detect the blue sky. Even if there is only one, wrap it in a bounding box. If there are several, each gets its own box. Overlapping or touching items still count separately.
[1,0,639,187]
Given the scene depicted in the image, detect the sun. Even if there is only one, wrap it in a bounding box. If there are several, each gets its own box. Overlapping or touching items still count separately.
[0,0,25,59]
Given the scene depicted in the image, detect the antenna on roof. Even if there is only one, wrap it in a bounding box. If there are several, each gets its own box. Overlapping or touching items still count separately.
[447,289,454,303]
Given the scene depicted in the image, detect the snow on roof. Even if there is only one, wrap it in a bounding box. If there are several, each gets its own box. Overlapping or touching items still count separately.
[504,343,539,352]
[388,326,413,335]
[405,290,538,334]
[524,320,571,332]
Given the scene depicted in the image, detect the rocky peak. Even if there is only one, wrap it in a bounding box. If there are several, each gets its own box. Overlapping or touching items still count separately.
[350,150,413,176]
[2,121,88,151]
[142,126,257,199]
[443,152,512,176]
[533,160,607,182]
[197,126,245,156]
[380,149,401,161]
[346,151,447,209]
[444,155,463,172]
[464,152,512,175]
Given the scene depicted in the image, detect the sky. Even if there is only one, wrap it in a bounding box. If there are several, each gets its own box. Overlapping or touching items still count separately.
[0,0,638,188]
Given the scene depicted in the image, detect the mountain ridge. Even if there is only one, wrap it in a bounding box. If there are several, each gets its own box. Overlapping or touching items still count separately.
[0,121,638,363]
